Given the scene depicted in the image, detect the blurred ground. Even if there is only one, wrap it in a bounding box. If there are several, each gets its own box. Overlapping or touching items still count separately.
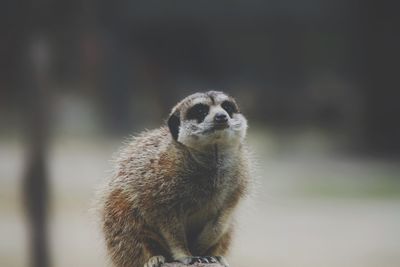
[1,130,400,267]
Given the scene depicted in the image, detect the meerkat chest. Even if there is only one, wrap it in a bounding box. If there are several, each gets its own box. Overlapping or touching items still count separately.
[182,155,239,228]
[190,157,237,188]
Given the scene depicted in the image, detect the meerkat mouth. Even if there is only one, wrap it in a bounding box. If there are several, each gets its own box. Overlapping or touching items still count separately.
[200,124,229,135]
[209,123,229,133]
[213,123,229,130]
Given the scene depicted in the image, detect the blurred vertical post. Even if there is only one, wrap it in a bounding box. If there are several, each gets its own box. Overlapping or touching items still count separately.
[22,36,52,267]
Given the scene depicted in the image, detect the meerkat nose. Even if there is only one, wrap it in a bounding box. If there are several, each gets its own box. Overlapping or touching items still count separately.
[214,113,228,123]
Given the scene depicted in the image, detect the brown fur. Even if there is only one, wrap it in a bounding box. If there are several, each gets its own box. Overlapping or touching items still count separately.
[99,92,250,267]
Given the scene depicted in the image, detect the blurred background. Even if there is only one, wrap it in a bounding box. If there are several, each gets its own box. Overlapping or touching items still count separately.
[1,1,399,267]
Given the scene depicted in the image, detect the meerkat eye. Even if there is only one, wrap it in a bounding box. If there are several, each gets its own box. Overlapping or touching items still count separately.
[186,103,210,123]
[221,101,238,118]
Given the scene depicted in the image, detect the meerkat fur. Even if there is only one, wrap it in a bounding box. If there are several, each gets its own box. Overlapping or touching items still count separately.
[98,91,251,267]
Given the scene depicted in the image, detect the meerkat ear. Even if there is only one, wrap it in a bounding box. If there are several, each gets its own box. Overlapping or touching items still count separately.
[167,111,180,141]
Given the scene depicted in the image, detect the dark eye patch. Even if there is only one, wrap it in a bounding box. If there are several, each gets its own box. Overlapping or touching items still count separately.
[221,101,238,118]
[186,103,210,123]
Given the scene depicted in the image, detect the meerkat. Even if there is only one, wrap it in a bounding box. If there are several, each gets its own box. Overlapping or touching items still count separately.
[99,91,250,267]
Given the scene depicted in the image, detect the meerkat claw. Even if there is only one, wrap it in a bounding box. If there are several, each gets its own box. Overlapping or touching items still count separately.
[178,256,222,265]
[177,256,199,264]
[205,256,218,263]
[144,255,165,267]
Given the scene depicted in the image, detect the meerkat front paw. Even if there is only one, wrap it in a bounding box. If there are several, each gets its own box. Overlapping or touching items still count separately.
[144,255,165,267]
[178,256,222,267]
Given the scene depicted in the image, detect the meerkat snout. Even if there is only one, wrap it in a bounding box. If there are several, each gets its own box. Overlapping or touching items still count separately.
[214,112,228,124]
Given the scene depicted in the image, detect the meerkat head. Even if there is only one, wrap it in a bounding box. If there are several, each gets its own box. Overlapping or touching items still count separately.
[167,91,248,150]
